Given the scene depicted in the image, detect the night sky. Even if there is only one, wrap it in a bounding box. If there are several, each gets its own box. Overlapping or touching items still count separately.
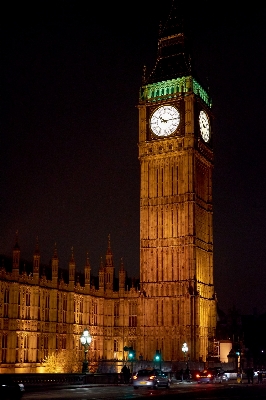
[2,1,266,315]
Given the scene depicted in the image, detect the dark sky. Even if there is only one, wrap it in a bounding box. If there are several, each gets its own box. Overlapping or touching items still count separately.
[2,1,266,315]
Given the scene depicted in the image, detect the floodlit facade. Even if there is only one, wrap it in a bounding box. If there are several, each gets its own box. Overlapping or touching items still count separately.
[0,3,216,373]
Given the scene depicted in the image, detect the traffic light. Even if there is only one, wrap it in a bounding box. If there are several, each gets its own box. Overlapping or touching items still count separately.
[128,347,135,360]
[154,349,161,362]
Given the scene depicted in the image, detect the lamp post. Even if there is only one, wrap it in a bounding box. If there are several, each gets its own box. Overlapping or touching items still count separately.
[182,343,188,361]
[80,328,92,373]
[182,342,188,368]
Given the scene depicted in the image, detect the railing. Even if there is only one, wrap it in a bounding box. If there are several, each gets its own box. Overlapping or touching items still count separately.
[3,372,124,388]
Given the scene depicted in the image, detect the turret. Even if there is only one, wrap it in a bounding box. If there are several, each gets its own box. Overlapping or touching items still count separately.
[52,242,59,285]
[105,234,114,291]
[119,257,126,292]
[33,237,40,281]
[12,231,20,278]
[69,247,75,288]
[98,257,104,291]
[84,252,91,291]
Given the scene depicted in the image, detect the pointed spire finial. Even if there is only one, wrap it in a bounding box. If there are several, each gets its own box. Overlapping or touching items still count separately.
[70,246,74,262]
[86,252,90,266]
[53,242,58,258]
[158,22,162,36]
[142,65,147,85]
[120,257,124,271]
[35,236,40,254]
[14,230,20,249]
[107,234,112,255]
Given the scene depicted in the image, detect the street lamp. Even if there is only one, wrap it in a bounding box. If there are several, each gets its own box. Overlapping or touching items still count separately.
[80,328,92,373]
[182,342,188,365]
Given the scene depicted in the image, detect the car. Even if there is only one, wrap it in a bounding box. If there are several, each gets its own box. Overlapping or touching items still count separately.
[132,368,170,389]
[0,375,25,399]
[196,369,229,384]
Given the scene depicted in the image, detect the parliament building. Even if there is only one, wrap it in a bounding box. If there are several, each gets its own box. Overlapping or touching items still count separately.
[0,3,217,373]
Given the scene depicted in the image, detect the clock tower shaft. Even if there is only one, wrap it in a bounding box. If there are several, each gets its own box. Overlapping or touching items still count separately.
[138,4,216,362]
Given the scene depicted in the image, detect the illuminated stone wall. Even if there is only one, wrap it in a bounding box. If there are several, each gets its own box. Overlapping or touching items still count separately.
[138,85,216,362]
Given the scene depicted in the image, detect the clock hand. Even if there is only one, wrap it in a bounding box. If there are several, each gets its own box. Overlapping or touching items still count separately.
[159,116,178,123]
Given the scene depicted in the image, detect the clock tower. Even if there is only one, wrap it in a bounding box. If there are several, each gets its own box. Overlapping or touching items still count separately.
[138,3,216,361]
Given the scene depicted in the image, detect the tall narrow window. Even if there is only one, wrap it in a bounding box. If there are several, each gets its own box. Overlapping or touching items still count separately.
[156,169,159,197]
[114,302,119,327]
[18,291,21,318]
[63,297,67,323]
[44,335,48,358]
[177,207,178,236]
[45,294,49,321]
[147,163,150,198]
[92,302,98,326]
[161,168,164,196]
[156,209,158,238]
[4,289,9,318]
[16,335,19,362]
[79,300,83,325]
[24,335,28,362]
[156,253,159,282]
[172,301,174,325]
[161,210,163,238]
[171,166,174,195]
[26,292,30,319]
[129,302,137,327]
[171,209,174,237]
[37,335,40,362]
[176,166,179,194]
[62,335,66,349]
[38,294,40,320]
[2,334,7,363]
[57,294,60,322]
[161,252,163,281]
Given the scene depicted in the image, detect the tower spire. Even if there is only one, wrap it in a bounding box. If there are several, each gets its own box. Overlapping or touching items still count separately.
[159,0,184,39]
[146,0,192,84]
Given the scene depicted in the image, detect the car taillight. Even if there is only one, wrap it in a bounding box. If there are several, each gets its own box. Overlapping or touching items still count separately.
[207,374,212,378]
[133,376,137,380]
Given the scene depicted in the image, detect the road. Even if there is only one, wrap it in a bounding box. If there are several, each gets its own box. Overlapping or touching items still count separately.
[22,381,266,399]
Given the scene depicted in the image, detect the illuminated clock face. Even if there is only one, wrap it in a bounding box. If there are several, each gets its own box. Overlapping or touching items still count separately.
[150,105,180,137]
[199,110,210,142]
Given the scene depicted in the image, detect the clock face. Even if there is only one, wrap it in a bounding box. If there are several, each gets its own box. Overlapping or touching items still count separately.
[150,105,180,137]
[199,110,210,142]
